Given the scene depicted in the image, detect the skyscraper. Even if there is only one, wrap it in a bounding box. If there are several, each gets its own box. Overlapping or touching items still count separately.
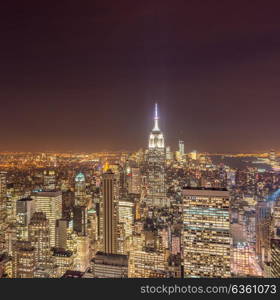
[32,191,62,247]
[165,146,173,161]
[271,239,280,277]
[73,205,87,236]
[16,197,35,241]
[28,212,50,266]
[74,235,90,272]
[55,219,68,249]
[13,241,36,278]
[102,169,117,254]
[128,250,167,278]
[0,253,11,278]
[75,172,86,206]
[127,167,141,195]
[52,248,74,278]
[146,103,166,207]
[0,171,7,222]
[255,200,272,273]
[118,199,134,239]
[269,199,280,277]
[182,187,231,278]
[0,171,7,252]
[91,251,128,278]
[190,150,198,160]
[43,169,56,191]
[0,171,7,199]
[16,197,35,226]
[179,140,185,156]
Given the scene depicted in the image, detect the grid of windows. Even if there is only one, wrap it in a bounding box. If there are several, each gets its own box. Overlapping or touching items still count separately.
[182,189,231,278]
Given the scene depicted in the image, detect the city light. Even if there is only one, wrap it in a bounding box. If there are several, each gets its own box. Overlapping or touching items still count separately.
[0,104,280,279]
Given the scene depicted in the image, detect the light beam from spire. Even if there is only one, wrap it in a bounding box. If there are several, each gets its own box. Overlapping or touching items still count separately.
[153,102,160,131]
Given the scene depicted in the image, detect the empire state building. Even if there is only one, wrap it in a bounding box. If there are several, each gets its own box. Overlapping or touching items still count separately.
[145,103,167,207]
[148,103,165,149]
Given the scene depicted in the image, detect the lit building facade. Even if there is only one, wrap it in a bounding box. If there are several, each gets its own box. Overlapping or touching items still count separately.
[91,251,128,278]
[16,197,35,240]
[52,248,74,278]
[146,103,166,207]
[255,201,272,273]
[179,140,185,156]
[0,171,7,218]
[270,199,280,277]
[102,170,117,254]
[0,253,12,278]
[271,239,280,278]
[171,236,181,255]
[128,250,167,278]
[32,191,62,247]
[0,171,7,252]
[128,167,141,195]
[75,172,86,206]
[16,197,35,227]
[28,212,50,266]
[43,170,56,191]
[13,241,36,278]
[182,187,231,278]
[74,235,90,272]
[118,199,134,239]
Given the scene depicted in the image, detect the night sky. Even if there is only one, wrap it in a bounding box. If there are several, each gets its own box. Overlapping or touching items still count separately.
[1,1,280,153]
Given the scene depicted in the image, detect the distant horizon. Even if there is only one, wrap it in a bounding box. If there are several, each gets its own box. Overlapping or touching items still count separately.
[2,1,280,153]
[0,148,278,155]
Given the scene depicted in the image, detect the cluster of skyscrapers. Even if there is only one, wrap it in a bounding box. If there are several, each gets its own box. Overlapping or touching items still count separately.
[0,104,280,278]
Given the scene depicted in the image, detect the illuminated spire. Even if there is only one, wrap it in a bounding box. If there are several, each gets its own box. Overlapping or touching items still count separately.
[153,102,160,131]
[149,102,165,149]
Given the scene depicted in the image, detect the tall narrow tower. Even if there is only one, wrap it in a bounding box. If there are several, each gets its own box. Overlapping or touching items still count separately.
[102,169,117,254]
[75,172,86,206]
[146,103,167,207]
[148,103,165,149]
[0,171,7,252]
[28,212,50,266]
[179,140,185,156]
[0,171,7,222]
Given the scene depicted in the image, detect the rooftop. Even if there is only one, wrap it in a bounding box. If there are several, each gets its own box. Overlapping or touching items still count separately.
[52,248,73,257]
[32,191,62,197]
[92,252,128,266]
[18,196,33,202]
[61,270,84,278]
[183,186,228,191]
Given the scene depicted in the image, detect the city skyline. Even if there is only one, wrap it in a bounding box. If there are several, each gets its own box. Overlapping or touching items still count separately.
[1,113,280,279]
[0,101,279,154]
[3,1,280,289]
[1,1,280,153]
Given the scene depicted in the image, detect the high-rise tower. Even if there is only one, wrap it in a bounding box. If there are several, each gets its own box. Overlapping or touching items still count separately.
[75,172,86,206]
[28,212,51,266]
[32,191,62,247]
[0,172,7,222]
[179,140,185,156]
[0,171,7,252]
[148,103,165,149]
[13,241,36,278]
[43,170,56,191]
[182,187,231,277]
[102,169,117,254]
[146,103,167,207]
